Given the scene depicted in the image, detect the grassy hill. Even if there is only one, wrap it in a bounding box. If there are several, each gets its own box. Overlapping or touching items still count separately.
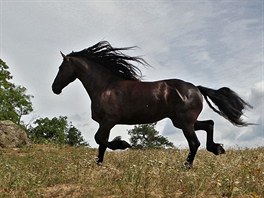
[0,145,263,197]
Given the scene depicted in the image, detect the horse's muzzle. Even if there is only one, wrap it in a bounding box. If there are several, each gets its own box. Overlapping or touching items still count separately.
[52,84,62,95]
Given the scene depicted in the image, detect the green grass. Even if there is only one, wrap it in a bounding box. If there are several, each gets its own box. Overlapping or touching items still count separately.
[0,145,263,197]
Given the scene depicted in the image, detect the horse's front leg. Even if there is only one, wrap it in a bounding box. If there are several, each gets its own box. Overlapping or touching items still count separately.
[194,120,225,155]
[94,122,131,165]
[94,122,114,164]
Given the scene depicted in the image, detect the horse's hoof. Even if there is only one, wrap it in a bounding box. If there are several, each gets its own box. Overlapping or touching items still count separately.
[96,159,103,166]
[183,162,192,170]
[207,143,225,155]
[216,144,225,154]
[110,137,131,150]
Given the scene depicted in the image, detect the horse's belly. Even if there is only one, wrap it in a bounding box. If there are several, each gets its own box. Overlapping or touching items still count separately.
[118,104,170,124]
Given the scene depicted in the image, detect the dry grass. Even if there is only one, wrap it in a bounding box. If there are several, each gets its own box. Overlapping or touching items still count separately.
[0,145,263,197]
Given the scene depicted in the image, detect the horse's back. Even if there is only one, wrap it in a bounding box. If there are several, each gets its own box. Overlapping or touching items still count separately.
[128,78,203,110]
[163,79,197,91]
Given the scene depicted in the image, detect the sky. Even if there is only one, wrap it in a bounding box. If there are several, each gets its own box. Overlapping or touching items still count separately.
[1,0,263,148]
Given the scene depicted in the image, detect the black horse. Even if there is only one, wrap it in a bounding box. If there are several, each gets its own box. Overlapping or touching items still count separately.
[52,41,252,168]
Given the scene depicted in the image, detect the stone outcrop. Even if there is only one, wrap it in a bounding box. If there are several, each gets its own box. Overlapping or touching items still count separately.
[0,120,31,148]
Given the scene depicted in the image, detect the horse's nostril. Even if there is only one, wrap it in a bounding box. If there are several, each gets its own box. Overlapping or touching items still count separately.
[52,84,62,95]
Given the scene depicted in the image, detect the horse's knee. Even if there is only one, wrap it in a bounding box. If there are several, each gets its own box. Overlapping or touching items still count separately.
[94,133,102,145]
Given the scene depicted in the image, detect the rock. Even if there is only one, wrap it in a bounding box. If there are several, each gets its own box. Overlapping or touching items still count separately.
[0,120,31,148]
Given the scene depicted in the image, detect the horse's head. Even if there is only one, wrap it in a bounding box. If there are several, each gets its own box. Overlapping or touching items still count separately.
[52,52,78,94]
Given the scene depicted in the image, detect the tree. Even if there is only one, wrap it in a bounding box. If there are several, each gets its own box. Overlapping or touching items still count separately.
[29,116,89,146]
[128,123,175,149]
[0,59,33,125]
[29,116,67,144]
[66,125,89,146]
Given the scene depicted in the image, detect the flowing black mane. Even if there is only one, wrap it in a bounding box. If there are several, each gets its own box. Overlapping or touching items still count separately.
[68,41,148,81]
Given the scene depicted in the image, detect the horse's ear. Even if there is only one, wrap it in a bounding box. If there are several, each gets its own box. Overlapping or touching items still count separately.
[60,51,66,59]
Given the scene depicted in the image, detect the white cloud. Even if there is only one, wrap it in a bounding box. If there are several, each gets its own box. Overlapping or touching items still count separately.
[235,81,264,147]
[1,1,262,148]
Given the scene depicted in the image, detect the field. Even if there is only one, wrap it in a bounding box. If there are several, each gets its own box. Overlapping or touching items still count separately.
[0,145,263,198]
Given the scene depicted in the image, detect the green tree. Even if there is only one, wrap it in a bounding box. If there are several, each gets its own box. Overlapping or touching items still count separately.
[0,59,33,125]
[29,116,89,146]
[66,125,89,146]
[29,116,67,144]
[128,123,175,149]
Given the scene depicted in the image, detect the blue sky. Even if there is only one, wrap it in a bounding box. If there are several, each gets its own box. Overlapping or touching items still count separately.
[1,1,263,148]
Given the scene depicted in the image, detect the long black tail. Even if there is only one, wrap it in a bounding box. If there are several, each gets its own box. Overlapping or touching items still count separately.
[197,86,252,126]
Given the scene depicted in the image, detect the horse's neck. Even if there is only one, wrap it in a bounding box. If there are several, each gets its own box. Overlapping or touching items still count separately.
[77,60,119,102]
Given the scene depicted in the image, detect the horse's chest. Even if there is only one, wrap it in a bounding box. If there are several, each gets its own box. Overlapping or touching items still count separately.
[90,93,120,120]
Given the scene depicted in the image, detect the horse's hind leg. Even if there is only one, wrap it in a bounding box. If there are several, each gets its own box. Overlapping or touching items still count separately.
[181,125,201,168]
[194,120,225,155]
